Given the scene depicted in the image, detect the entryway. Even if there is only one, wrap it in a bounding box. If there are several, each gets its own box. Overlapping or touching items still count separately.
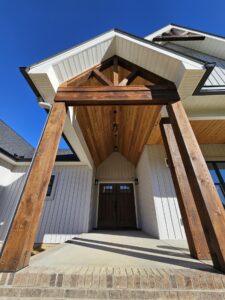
[97,183,136,229]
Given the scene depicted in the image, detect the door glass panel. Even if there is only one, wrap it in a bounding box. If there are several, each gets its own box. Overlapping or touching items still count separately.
[207,162,220,183]
[217,162,225,182]
[102,185,113,193]
[119,185,131,193]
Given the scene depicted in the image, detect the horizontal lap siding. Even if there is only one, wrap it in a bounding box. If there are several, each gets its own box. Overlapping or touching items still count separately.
[0,164,93,244]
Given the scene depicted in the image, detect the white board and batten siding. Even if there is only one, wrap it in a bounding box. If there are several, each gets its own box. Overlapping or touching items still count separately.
[36,165,93,243]
[136,145,185,240]
[136,144,225,240]
[0,162,93,244]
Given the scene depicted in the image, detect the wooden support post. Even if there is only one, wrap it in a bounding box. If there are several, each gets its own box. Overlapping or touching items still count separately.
[160,118,210,260]
[0,102,67,272]
[167,101,225,272]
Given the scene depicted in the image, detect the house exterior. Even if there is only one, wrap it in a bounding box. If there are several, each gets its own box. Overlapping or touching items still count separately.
[1,24,225,272]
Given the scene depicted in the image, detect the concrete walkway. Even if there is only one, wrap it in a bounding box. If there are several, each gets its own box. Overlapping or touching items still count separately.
[1,231,225,299]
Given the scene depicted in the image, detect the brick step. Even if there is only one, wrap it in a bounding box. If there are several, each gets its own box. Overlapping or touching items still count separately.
[0,287,225,299]
[1,269,225,290]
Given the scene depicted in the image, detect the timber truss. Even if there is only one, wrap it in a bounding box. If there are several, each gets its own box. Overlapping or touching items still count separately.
[56,55,180,105]
[2,55,225,277]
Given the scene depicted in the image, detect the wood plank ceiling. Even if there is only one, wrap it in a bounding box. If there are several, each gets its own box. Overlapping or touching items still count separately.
[147,119,225,145]
[60,56,174,166]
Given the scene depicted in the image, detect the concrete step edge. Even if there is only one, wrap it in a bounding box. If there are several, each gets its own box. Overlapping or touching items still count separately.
[0,286,225,299]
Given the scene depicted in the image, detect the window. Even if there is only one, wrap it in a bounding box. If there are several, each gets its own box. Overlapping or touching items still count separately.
[207,162,225,207]
[102,185,113,194]
[46,174,58,200]
[119,185,131,193]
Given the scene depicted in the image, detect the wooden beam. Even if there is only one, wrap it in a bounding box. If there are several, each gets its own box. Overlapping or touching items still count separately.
[92,69,113,86]
[167,101,225,272]
[153,35,205,42]
[119,69,138,86]
[160,118,210,260]
[55,85,180,106]
[113,56,119,85]
[0,103,67,272]
[117,56,174,86]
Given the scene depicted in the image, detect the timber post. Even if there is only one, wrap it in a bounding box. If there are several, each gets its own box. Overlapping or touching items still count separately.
[167,101,225,272]
[0,102,67,272]
[160,118,210,260]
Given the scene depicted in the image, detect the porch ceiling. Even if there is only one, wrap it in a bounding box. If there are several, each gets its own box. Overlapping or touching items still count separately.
[68,56,164,166]
[147,119,225,145]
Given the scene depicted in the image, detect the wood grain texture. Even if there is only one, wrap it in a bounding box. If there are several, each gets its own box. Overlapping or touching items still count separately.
[0,103,67,272]
[148,119,225,145]
[57,56,175,166]
[76,105,161,166]
[160,119,210,260]
[55,85,179,106]
[167,101,225,272]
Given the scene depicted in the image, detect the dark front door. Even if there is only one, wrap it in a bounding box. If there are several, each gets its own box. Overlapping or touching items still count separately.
[98,183,136,229]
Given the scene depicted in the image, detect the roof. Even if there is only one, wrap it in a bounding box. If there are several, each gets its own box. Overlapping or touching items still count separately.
[0,119,78,162]
[0,119,34,159]
[145,24,225,94]
[23,28,206,104]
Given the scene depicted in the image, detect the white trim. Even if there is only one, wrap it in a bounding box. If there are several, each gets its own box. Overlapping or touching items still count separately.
[189,115,225,120]
[0,153,88,167]
[95,180,140,229]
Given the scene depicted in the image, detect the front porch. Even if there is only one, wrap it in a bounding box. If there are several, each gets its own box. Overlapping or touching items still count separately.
[2,29,225,276]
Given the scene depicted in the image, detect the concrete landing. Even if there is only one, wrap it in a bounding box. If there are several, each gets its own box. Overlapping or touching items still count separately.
[27,230,213,273]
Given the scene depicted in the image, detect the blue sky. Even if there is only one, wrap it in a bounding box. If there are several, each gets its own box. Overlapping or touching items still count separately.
[0,0,225,149]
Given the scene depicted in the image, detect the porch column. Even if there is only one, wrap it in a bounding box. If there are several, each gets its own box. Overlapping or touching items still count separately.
[167,101,225,272]
[0,102,67,272]
[160,118,210,260]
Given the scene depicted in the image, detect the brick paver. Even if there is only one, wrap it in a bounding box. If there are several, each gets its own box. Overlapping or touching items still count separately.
[0,266,224,298]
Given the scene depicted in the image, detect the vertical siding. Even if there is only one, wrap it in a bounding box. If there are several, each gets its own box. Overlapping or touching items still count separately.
[0,164,27,243]
[36,165,93,243]
[136,145,185,240]
[0,163,93,244]
[136,144,225,240]
[136,148,159,237]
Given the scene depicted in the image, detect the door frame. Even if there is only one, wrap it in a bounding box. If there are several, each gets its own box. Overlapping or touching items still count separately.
[95,180,140,229]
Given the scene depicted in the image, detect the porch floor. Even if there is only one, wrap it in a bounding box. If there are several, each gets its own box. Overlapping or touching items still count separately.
[1,231,225,299]
[27,230,213,273]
